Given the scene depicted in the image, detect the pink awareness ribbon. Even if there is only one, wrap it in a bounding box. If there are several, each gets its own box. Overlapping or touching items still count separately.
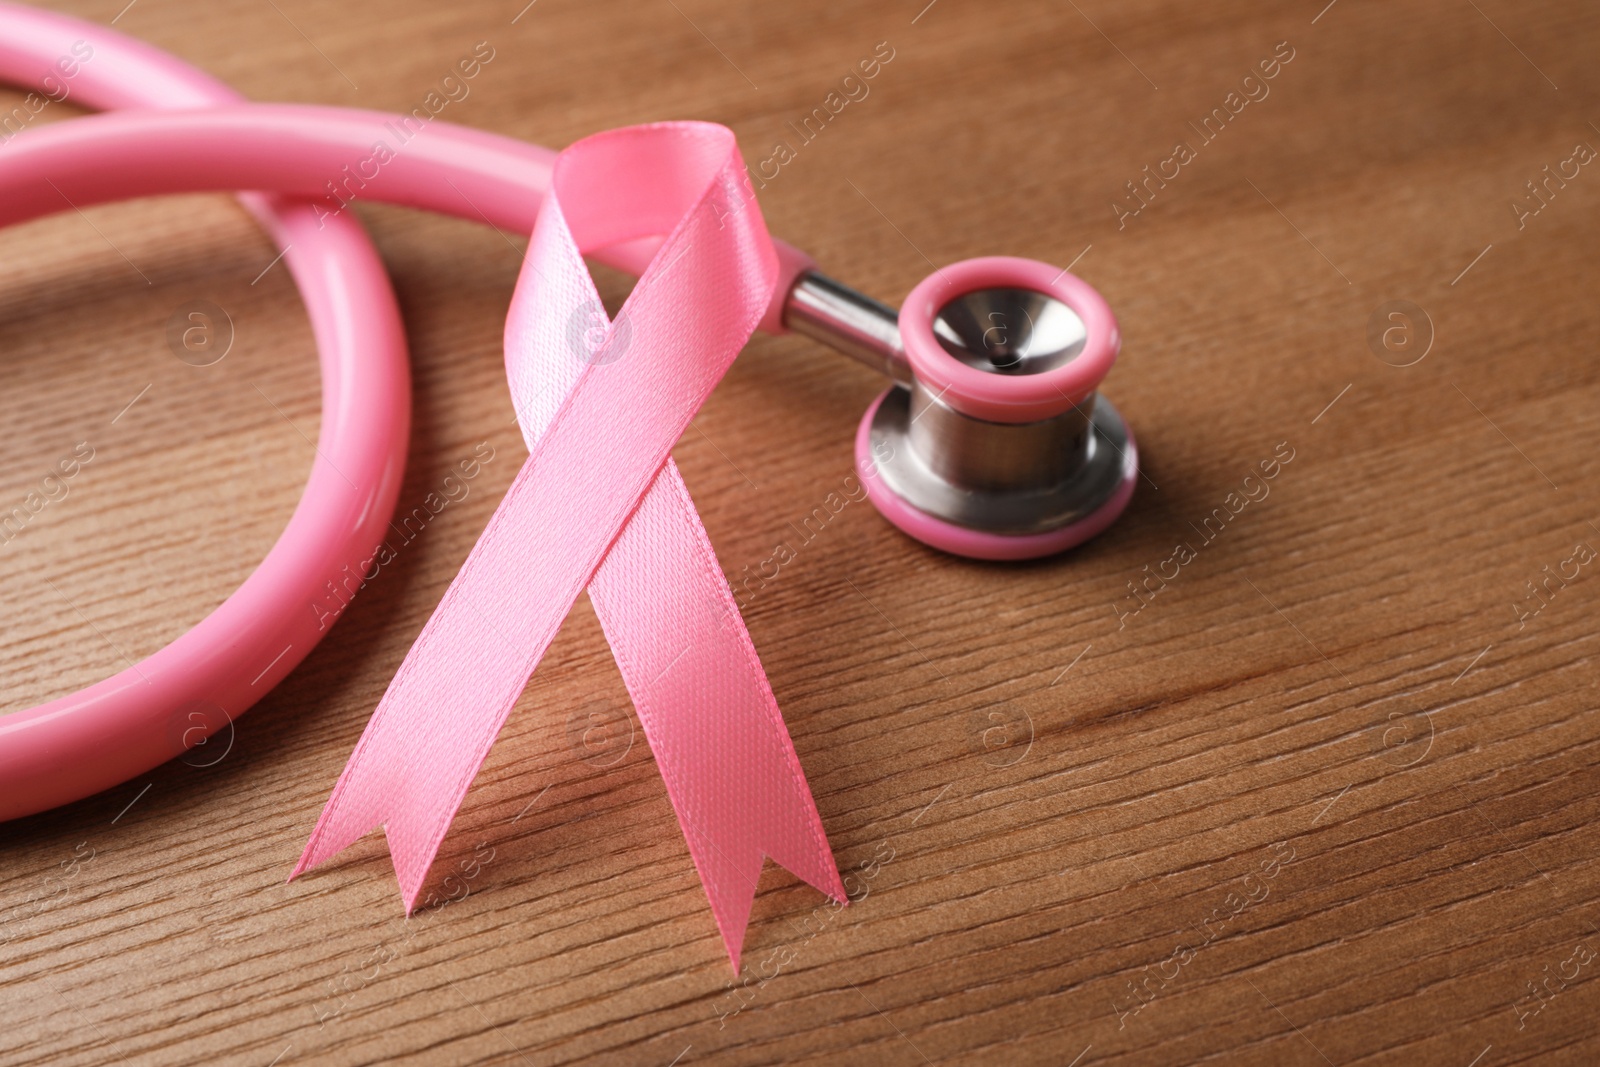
[292,122,845,969]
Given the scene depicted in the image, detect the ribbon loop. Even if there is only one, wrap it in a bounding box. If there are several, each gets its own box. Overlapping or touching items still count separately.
[294,121,843,970]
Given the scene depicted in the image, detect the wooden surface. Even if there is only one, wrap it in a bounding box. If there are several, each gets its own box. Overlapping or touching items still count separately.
[3,0,1600,1063]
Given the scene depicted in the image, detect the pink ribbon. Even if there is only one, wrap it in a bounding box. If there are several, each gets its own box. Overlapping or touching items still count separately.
[292,122,844,968]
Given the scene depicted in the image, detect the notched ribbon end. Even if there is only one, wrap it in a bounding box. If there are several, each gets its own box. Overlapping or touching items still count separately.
[285,823,374,888]
[696,824,848,974]
[288,807,450,919]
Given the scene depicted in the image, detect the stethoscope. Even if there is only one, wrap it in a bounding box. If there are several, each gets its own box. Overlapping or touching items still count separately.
[790,257,1135,560]
[0,3,1135,821]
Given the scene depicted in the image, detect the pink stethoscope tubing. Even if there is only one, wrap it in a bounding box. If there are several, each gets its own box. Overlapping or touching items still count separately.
[0,6,815,823]
[0,4,411,822]
[0,105,815,317]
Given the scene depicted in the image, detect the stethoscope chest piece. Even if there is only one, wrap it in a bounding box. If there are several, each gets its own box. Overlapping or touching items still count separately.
[791,256,1137,561]
[861,383,1135,561]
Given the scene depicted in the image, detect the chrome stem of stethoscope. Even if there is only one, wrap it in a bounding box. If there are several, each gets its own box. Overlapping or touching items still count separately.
[777,261,1139,561]
[785,271,915,386]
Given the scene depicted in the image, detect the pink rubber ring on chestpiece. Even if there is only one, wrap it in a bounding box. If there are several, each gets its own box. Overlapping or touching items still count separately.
[854,390,1139,561]
[899,256,1121,424]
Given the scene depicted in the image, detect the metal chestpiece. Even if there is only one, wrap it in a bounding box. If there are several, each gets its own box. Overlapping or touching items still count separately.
[783,256,1138,560]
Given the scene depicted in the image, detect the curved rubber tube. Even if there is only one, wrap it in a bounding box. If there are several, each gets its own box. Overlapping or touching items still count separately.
[0,4,411,822]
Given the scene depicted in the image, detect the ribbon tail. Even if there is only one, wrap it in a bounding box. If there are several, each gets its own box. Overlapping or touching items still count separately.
[590,461,845,970]
[288,666,517,912]
[291,448,593,910]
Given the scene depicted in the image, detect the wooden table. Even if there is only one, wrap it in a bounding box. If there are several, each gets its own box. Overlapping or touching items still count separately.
[4,0,1598,1063]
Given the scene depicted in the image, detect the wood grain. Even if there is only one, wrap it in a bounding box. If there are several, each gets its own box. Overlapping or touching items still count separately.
[4,0,1600,1063]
